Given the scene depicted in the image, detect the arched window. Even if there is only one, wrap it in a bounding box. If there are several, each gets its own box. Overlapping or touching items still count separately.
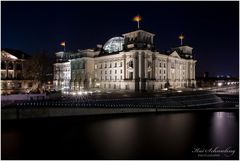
[128,60,133,68]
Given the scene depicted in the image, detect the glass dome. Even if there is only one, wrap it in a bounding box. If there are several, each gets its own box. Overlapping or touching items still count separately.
[103,37,124,53]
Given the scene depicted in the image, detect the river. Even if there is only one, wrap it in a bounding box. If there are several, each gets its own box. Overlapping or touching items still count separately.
[2,110,239,159]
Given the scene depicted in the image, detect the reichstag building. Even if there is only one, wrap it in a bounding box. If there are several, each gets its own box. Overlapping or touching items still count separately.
[53,29,197,92]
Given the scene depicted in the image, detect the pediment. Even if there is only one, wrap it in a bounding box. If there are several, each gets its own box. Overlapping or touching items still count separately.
[1,50,18,60]
[169,51,181,58]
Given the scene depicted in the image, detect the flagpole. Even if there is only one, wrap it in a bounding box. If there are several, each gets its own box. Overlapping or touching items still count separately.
[179,34,184,46]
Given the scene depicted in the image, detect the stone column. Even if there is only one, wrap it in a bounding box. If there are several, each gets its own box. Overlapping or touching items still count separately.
[142,52,145,79]
[6,61,9,79]
[123,55,126,79]
[138,52,142,80]
[144,55,148,79]
[13,62,16,79]
[192,62,195,80]
[152,54,156,79]
[133,53,138,80]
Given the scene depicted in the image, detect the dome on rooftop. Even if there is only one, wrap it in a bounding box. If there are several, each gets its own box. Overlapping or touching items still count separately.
[103,37,124,53]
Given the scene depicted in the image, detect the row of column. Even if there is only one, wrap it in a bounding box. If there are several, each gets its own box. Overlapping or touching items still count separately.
[1,60,23,79]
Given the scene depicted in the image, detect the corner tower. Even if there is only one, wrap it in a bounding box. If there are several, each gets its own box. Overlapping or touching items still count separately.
[122,30,155,50]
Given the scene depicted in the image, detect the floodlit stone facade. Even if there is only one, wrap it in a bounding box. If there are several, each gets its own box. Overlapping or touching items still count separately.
[53,29,196,92]
[1,49,38,94]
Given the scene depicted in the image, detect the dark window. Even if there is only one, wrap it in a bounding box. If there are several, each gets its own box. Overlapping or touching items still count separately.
[1,62,6,69]
[28,82,33,88]
[8,62,13,70]
[148,72,151,79]
[129,72,133,79]
[128,61,133,68]
[1,82,7,88]
[16,63,22,70]
[16,73,22,79]
[17,83,22,88]
[1,72,5,79]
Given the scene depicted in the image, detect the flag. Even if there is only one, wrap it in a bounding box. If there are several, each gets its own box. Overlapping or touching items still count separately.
[179,34,184,40]
[133,15,141,22]
[60,41,65,47]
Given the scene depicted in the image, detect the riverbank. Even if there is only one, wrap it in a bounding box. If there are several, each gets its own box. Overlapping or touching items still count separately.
[2,104,238,120]
[2,90,238,120]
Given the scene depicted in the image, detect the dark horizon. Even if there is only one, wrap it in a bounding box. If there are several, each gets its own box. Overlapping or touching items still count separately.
[1,1,239,77]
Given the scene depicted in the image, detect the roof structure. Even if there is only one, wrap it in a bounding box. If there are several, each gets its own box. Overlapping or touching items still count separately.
[1,48,30,59]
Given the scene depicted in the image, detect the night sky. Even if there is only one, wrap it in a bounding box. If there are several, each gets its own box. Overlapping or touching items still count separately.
[2,1,239,77]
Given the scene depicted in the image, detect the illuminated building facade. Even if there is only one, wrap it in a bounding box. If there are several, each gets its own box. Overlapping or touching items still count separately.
[1,49,38,94]
[53,29,196,92]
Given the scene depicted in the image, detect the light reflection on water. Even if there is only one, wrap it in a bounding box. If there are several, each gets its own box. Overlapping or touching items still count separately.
[87,117,139,158]
[1,111,239,159]
[210,112,238,148]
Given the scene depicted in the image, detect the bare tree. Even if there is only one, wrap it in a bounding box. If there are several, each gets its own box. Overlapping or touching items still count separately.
[23,52,53,90]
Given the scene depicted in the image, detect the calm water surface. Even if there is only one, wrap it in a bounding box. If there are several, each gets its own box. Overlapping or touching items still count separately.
[2,111,239,159]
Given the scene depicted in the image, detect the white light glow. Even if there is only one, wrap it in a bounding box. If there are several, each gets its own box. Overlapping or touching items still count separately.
[96,83,100,86]
[217,82,223,87]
